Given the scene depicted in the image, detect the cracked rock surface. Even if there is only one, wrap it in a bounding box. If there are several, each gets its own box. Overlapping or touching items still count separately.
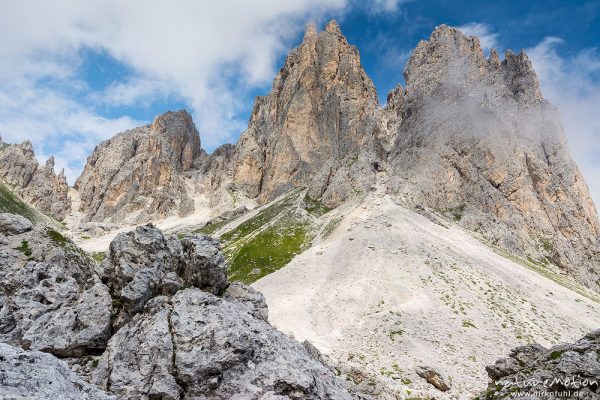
[0,221,112,356]
[482,330,600,399]
[0,342,114,400]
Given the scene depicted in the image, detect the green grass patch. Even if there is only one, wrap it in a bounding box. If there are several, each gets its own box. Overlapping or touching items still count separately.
[91,251,106,263]
[549,350,565,360]
[194,218,230,236]
[462,320,477,329]
[47,229,68,246]
[220,190,300,244]
[0,181,37,222]
[303,193,331,217]
[15,240,32,257]
[223,216,311,284]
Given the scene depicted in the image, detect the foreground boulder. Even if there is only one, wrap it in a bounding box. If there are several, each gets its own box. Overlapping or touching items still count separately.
[0,212,32,234]
[482,330,600,399]
[99,224,227,328]
[0,342,113,400]
[93,225,354,399]
[0,227,112,356]
[94,287,352,399]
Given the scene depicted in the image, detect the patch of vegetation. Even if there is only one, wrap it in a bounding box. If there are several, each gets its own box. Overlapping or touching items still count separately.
[223,216,311,284]
[91,252,106,263]
[549,350,565,360]
[213,189,323,284]
[537,236,554,254]
[15,240,32,257]
[447,204,466,222]
[303,193,331,217]
[47,229,68,246]
[322,216,343,238]
[194,218,230,236]
[81,235,91,240]
[0,181,37,221]
[462,320,477,329]
[220,189,300,243]
[389,329,404,341]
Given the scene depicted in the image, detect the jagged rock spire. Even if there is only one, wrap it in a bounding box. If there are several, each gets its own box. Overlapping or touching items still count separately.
[386,24,600,292]
[233,20,388,206]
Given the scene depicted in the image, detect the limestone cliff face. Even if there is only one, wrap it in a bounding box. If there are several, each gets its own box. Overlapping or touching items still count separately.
[234,21,390,207]
[386,25,600,291]
[75,110,202,223]
[0,141,71,220]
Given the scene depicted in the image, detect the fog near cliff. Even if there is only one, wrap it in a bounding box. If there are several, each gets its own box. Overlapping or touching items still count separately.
[527,38,600,209]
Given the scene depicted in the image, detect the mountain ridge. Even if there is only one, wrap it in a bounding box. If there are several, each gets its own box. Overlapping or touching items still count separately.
[1,21,598,293]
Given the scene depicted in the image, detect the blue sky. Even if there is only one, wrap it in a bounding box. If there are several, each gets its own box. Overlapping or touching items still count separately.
[0,0,599,205]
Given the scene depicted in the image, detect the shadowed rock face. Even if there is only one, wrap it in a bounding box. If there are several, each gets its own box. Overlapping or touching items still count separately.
[234,21,391,207]
[386,25,600,291]
[0,141,71,220]
[75,110,202,223]
[482,330,600,399]
[0,342,114,400]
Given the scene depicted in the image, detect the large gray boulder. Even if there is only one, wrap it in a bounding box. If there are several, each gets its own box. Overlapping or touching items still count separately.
[0,213,32,234]
[482,330,600,399]
[93,288,353,400]
[0,227,112,356]
[0,342,113,400]
[99,224,227,328]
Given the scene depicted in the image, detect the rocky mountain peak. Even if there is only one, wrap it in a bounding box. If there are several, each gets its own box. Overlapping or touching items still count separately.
[75,109,203,223]
[0,141,70,220]
[401,24,543,106]
[148,109,201,171]
[387,25,600,292]
[325,19,342,34]
[233,20,387,206]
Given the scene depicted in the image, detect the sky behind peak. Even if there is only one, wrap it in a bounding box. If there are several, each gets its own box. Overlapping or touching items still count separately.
[0,0,599,206]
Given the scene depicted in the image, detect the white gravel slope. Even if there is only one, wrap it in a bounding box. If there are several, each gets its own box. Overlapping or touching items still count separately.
[254,193,600,399]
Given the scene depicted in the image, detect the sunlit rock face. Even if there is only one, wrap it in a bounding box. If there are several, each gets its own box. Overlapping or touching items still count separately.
[386,25,600,291]
[0,141,71,220]
[75,110,202,223]
[233,21,392,208]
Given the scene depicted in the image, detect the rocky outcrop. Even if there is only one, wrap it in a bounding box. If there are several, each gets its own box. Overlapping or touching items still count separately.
[386,25,600,291]
[99,225,227,328]
[92,225,354,399]
[0,220,354,399]
[234,21,390,207]
[0,141,71,220]
[0,212,33,234]
[0,342,113,400]
[94,287,353,399]
[482,329,600,399]
[74,110,202,224]
[0,223,112,356]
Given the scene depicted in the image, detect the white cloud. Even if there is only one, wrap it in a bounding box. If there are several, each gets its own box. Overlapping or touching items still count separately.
[0,0,349,183]
[455,23,499,52]
[368,0,406,13]
[527,38,600,208]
